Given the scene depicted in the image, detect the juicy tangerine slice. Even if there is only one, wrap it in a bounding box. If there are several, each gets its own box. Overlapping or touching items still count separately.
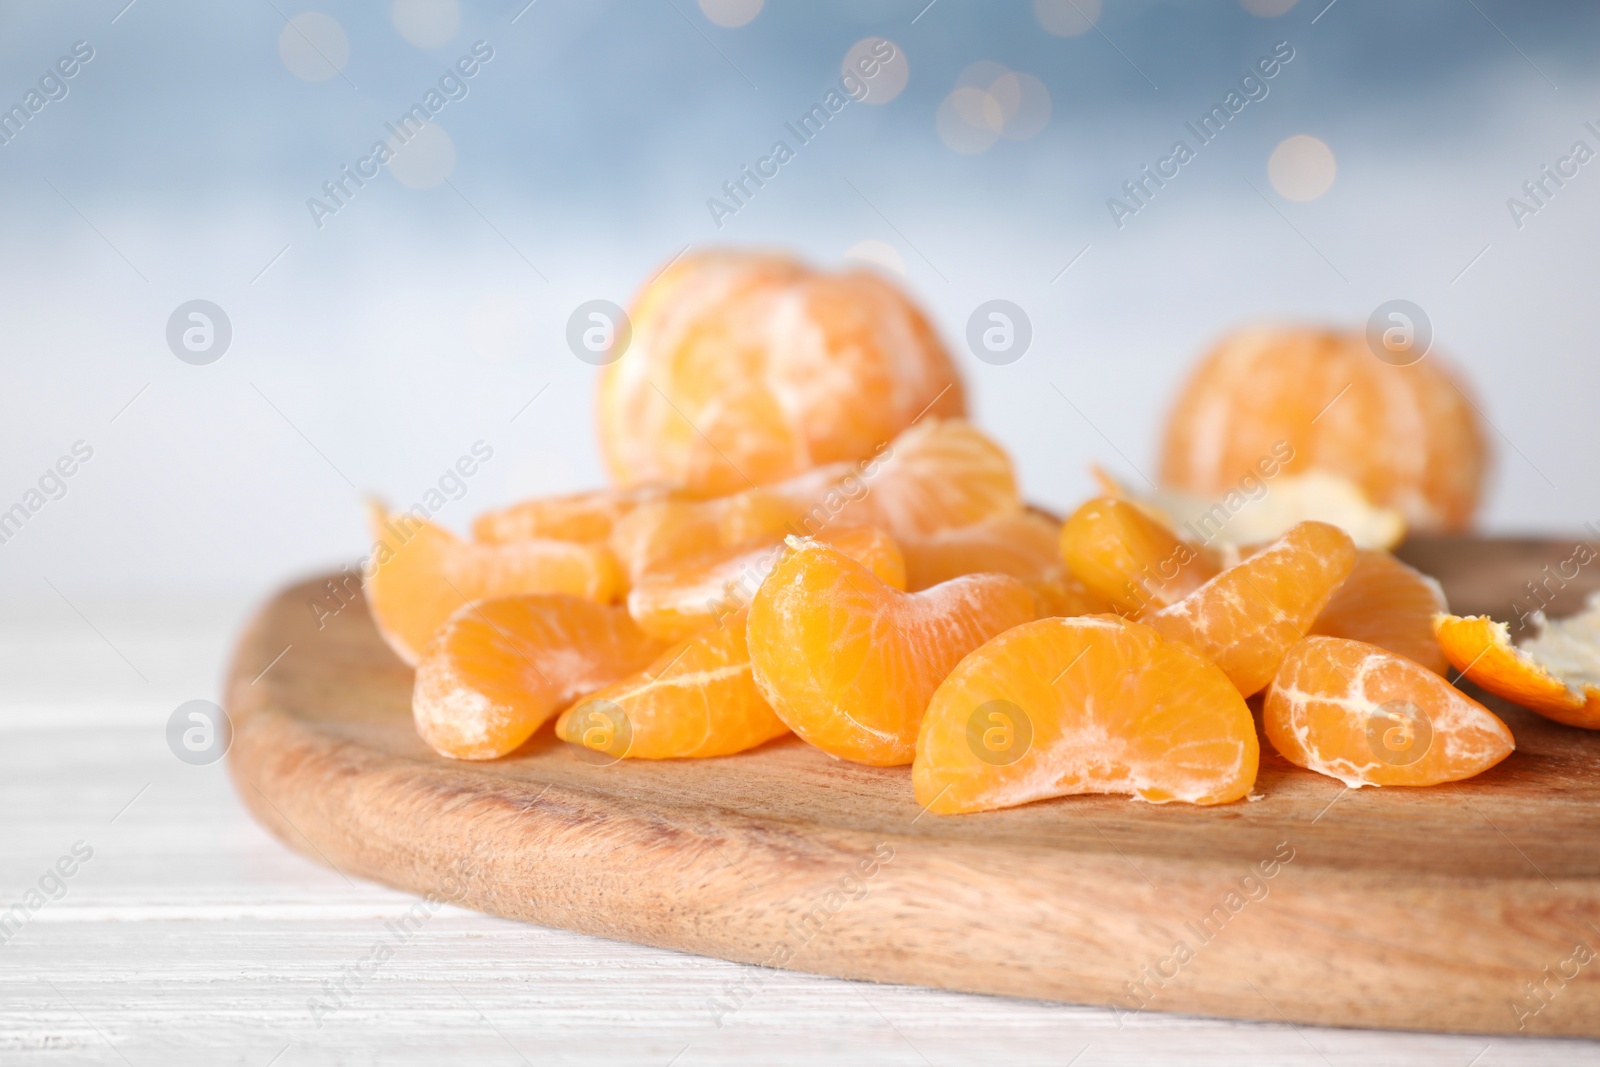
[1263,636,1514,786]
[555,608,789,759]
[627,526,906,642]
[1435,600,1600,729]
[610,418,1018,578]
[1059,496,1221,615]
[413,594,664,760]
[365,502,621,666]
[1311,549,1448,674]
[748,539,1037,766]
[473,484,681,545]
[914,615,1258,813]
[1147,520,1357,697]
[901,511,1110,617]
[847,418,1020,540]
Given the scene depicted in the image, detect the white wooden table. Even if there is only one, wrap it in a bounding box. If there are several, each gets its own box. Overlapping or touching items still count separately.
[3,600,1593,1066]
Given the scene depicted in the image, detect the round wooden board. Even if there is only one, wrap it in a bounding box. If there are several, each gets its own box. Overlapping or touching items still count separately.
[226,536,1600,1037]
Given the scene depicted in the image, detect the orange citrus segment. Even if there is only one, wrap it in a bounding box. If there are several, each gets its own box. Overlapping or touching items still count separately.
[748,539,1037,766]
[1263,636,1514,786]
[902,511,1111,618]
[413,594,664,760]
[598,250,967,497]
[1312,550,1448,674]
[555,609,789,759]
[1435,604,1600,729]
[1146,520,1357,697]
[902,511,1059,589]
[610,418,1018,579]
[842,418,1019,539]
[914,615,1258,813]
[365,502,622,666]
[626,526,906,643]
[473,484,681,544]
[1059,496,1221,615]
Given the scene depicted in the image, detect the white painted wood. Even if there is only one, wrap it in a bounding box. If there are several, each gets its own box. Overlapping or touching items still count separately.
[2,607,1596,1065]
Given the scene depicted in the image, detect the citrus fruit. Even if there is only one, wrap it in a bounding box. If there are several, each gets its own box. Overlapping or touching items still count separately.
[626,525,905,642]
[1146,520,1357,697]
[914,615,1258,813]
[473,484,681,545]
[1311,549,1448,674]
[748,538,1037,766]
[413,594,664,760]
[902,511,1110,617]
[1435,600,1600,729]
[1159,326,1489,533]
[598,249,966,497]
[1059,495,1221,616]
[610,418,1017,579]
[365,502,621,666]
[555,608,789,760]
[1263,636,1514,786]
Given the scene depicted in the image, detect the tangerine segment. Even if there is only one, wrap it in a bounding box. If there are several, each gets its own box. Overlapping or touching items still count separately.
[1435,602,1600,729]
[748,540,1037,766]
[1158,326,1489,532]
[1059,496,1221,616]
[842,418,1019,540]
[1263,636,1514,786]
[610,418,1018,579]
[902,512,1111,618]
[555,609,789,759]
[914,615,1258,813]
[413,594,664,760]
[473,484,681,545]
[598,250,967,497]
[1147,521,1357,697]
[902,511,1061,589]
[627,526,905,643]
[365,502,622,666]
[1312,550,1448,675]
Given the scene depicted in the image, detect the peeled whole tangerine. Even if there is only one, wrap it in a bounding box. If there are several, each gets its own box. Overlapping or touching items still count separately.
[597,249,967,497]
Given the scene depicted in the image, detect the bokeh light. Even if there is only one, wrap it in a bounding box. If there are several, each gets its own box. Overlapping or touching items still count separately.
[842,37,909,105]
[699,0,764,28]
[1268,134,1338,201]
[278,13,350,82]
[1033,0,1100,38]
[391,0,461,48]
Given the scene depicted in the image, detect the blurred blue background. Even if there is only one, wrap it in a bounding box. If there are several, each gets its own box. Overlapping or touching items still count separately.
[4,0,1599,618]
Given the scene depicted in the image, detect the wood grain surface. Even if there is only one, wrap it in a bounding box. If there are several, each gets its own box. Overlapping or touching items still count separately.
[225,536,1600,1038]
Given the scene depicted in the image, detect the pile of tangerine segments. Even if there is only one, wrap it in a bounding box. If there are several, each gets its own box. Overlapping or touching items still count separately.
[358,249,1599,815]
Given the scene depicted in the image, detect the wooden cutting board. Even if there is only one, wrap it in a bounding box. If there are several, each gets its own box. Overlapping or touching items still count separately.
[226,536,1600,1037]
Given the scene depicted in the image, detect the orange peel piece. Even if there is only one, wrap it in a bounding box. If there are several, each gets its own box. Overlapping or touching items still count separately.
[1435,601,1600,729]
